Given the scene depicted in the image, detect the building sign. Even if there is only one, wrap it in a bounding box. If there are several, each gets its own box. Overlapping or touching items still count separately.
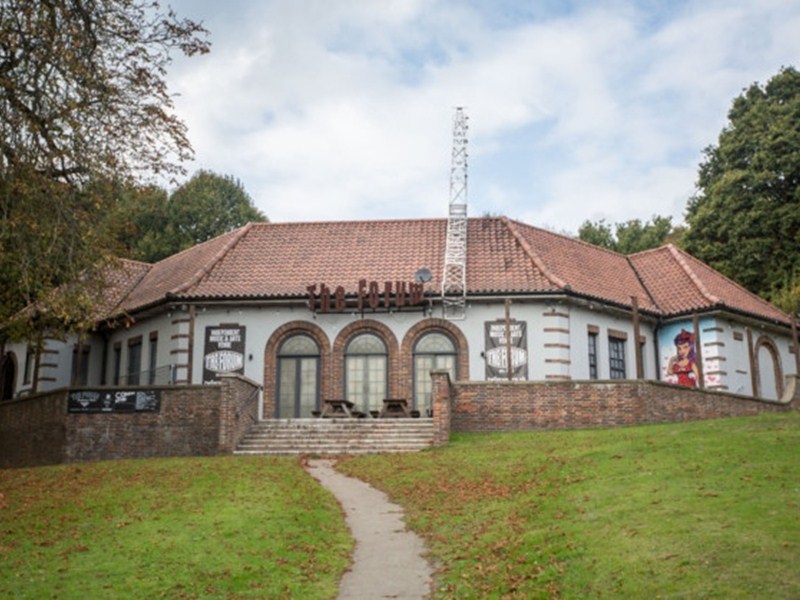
[485,320,528,380]
[307,279,426,313]
[68,389,160,413]
[203,325,246,384]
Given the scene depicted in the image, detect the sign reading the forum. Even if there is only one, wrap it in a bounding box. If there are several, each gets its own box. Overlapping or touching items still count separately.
[484,320,529,380]
[307,279,426,313]
[203,325,246,384]
[68,389,160,413]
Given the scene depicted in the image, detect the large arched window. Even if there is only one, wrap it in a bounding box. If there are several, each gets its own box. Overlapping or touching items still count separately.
[413,332,456,415]
[345,333,387,413]
[276,335,320,418]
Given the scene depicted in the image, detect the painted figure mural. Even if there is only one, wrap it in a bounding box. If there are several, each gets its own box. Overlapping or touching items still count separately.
[665,328,699,387]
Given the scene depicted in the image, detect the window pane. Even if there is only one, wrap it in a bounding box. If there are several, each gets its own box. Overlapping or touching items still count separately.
[277,358,296,418]
[128,342,142,385]
[299,358,318,417]
[415,332,455,354]
[588,333,598,379]
[609,338,626,380]
[148,338,158,385]
[346,354,386,412]
[346,333,386,355]
[280,335,319,356]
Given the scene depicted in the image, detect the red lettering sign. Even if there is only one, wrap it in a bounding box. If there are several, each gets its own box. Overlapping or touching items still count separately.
[307,280,428,313]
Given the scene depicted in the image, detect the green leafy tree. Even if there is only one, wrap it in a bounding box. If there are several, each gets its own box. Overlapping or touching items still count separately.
[577,219,616,250]
[107,183,171,263]
[160,170,268,259]
[0,0,209,339]
[578,216,677,254]
[684,67,800,313]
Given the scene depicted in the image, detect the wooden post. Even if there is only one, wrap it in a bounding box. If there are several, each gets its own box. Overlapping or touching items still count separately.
[746,326,758,397]
[791,315,800,376]
[631,296,643,379]
[505,299,513,381]
[692,314,704,389]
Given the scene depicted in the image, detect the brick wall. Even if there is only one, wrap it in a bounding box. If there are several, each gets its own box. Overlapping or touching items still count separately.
[0,375,260,468]
[0,390,67,467]
[429,372,800,439]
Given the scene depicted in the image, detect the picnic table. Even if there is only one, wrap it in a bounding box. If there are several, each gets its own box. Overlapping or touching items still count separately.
[319,399,355,418]
[379,398,410,418]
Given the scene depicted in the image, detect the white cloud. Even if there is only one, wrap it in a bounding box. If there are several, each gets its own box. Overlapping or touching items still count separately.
[164,0,800,233]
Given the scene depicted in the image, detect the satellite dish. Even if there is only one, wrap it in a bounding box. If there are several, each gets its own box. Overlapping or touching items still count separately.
[414,267,433,283]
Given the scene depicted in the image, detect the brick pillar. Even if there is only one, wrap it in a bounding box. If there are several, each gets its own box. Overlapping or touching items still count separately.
[430,369,452,446]
[217,374,261,454]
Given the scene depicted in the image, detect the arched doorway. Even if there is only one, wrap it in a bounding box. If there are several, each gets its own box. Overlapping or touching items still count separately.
[1,352,16,401]
[276,335,320,418]
[413,331,457,415]
[345,333,387,414]
[755,336,783,400]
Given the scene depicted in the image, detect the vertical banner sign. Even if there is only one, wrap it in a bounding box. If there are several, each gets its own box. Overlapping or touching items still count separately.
[203,325,246,384]
[485,320,528,380]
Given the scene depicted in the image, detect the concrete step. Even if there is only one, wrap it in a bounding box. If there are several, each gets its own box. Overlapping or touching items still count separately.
[234,418,436,455]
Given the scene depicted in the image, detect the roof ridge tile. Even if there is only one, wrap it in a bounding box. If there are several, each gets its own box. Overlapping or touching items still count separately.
[170,223,254,297]
[501,217,568,289]
[666,244,721,305]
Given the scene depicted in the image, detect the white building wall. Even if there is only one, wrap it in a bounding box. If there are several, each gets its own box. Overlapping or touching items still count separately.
[4,297,792,400]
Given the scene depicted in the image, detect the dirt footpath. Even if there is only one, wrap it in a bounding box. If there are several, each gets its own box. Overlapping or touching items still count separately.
[305,459,434,599]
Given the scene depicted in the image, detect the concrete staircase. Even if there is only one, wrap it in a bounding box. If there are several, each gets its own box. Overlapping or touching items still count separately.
[234,418,436,455]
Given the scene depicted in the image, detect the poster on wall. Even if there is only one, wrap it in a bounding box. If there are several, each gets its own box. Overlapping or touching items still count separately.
[660,318,717,388]
[203,325,246,384]
[484,320,528,380]
[68,389,160,413]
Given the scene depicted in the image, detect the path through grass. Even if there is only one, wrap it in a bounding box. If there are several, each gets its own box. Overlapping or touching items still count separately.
[339,413,800,598]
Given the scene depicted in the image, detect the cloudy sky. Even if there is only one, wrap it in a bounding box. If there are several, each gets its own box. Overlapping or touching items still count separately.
[164,0,800,234]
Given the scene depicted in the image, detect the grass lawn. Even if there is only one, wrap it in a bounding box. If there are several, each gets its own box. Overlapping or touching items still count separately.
[0,456,351,599]
[339,413,800,598]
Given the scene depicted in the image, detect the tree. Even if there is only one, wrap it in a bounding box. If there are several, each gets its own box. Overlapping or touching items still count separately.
[578,215,678,254]
[165,170,267,256]
[0,1,209,339]
[109,171,268,263]
[684,67,800,313]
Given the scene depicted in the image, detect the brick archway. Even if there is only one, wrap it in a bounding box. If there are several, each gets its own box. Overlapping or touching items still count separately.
[754,335,783,400]
[400,318,470,391]
[263,321,331,417]
[332,320,400,399]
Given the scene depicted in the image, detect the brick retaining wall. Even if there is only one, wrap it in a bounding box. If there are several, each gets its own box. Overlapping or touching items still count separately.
[0,375,260,469]
[430,372,800,440]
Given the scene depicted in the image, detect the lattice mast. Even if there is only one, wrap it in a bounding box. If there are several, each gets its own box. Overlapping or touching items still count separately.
[441,107,469,320]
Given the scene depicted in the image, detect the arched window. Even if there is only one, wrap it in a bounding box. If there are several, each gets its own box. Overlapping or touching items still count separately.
[413,332,456,415]
[276,335,320,418]
[345,333,387,413]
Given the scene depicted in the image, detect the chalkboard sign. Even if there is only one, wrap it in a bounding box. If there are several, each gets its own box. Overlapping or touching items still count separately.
[68,389,161,413]
[203,324,246,384]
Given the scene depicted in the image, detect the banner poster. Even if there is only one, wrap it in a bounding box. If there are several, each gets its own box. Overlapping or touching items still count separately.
[659,317,717,388]
[203,325,246,384]
[484,320,528,380]
[68,389,160,413]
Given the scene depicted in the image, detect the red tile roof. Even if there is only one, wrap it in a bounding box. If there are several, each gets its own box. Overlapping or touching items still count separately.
[629,244,789,324]
[105,218,790,326]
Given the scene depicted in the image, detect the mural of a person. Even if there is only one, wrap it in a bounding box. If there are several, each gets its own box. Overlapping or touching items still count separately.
[665,329,699,387]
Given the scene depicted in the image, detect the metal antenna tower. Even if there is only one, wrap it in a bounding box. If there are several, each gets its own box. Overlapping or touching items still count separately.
[441,107,468,320]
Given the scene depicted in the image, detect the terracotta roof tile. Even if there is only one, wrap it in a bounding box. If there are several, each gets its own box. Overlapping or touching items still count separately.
[102,217,789,327]
[95,259,151,318]
[629,244,789,324]
[119,227,247,312]
[507,219,658,311]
